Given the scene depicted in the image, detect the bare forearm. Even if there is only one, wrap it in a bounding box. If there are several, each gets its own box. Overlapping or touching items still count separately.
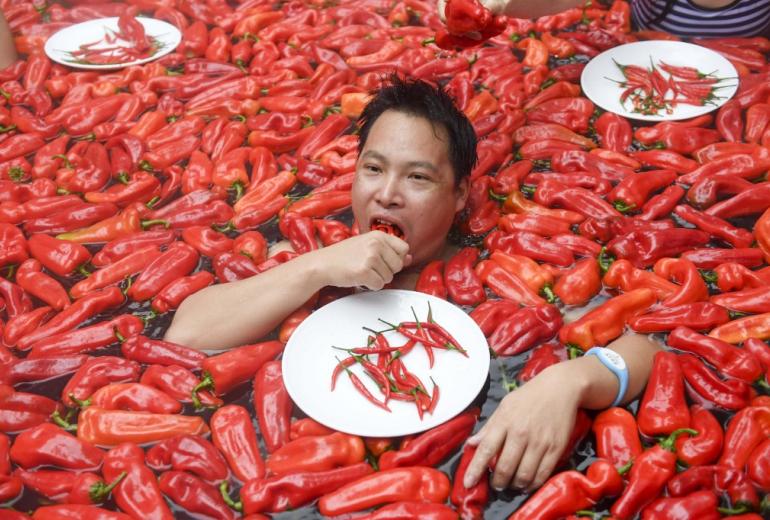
[164,253,326,350]
[549,333,662,410]
[495,0,586,19]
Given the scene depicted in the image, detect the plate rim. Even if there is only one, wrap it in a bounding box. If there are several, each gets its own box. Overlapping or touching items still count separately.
[281,289,491,437]
[580,39,739,122]
[44,16,181,70]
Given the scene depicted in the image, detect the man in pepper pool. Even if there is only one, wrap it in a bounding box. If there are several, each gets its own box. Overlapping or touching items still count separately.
[165,77,660,494]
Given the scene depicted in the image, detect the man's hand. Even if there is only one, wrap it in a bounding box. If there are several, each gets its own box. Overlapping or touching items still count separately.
[314,231,412,290]
[463,364,580,491]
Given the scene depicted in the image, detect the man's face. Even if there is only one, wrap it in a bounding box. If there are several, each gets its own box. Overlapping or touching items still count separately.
[352,110,469,266]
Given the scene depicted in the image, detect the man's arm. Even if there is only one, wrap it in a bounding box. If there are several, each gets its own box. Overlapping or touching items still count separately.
[438,0,586,22]
[462,333,661,491]
[164,232,410,350]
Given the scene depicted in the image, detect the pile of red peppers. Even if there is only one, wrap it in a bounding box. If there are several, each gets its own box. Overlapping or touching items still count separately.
[1,0,770,517]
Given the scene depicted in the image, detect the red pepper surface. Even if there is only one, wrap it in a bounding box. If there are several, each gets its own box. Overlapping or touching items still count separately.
[27,314,144,359]
[713,286,770,318]
[90,229,175,267]
[3,306,54,348]
[608,169,677,212]
[102,442,173,520]
[535,179,621,220]
[559,289,656,350]
[628,302,730,333]
[719,404,770,470]
[0,355,89,386]
[607,229,710,268]
[746,437,770,491]
[140,364,222,408]
[146,434,229,484]
[126,241,199,301]
[151,270,214,314]
[595,112,632,152]
[69,246,162,299]
[610,429,697,520]
[318,466,451,516]
[15,258,70,311]
[253,360,291,454]
[652,257,709,307]
[10,423,104,470]
[61,356,141,408]
[637,350,691,437]
[554,258,602,306]
[380,410,478,470]
[27,233,90,276]
[592,407,642,469]
[709,312,770,344]
[196,340,283,399]
[120,335,206,371]
[77,406,208,447]
[266,431,366,475]
[0,384,61,433]
[678,353,752,410]
[17,469,125,505]
[450,445,488,519]
[673,204,754,249]
[79,382,181,414]
[674,405,723,467]
[640,490,720,520]
[221,465,361,516]
[668,326,762,383]
[444,247,486,306]
[31,504,132,520]
[667,465,759,510]
[415,260,447,299]
[488,304,562,357]
[509,459,624,520]
[158,470,236,520]
[0,222,27,268]
[211,404,265,482]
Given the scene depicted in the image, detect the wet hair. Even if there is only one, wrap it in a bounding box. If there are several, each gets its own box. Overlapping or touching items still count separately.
[357,75,477,184]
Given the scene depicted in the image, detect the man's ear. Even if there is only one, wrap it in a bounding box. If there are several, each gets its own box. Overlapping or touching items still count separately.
[454,176,470,213]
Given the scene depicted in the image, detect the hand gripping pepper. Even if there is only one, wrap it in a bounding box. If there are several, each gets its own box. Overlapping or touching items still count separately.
[488,305,562,357]
[674,405,723,468]
[318,466,451,516]
[610,429,698,520]
[559,289,656,350]
[10,423,104,470]
[509,459,624,520]
[102,442,174,520]
[211,404,265,482]
[628,302,730,333]
[146,434,229,484]
[449,445,489,520]
[666,465,759,511]
[637,350,691,437]
[61,356,141,408]
[668,326,762,383]
[592,407,643,469]
[380,410,478,470]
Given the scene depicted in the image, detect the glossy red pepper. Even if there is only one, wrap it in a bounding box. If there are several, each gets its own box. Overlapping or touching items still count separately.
[120,334,206,370]
[253,360,291,454]
[675,405,724,467]
[61,356,141,408]
[636,350,691,437]
[679,353,752,410]
[146,434,229,484]
[667,465,758,510]
[0,384,61,433]
[210,404,266,482]
[10,423,104,470]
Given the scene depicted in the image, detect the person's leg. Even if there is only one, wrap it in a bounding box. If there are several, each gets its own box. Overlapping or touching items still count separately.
[0,13,18,69]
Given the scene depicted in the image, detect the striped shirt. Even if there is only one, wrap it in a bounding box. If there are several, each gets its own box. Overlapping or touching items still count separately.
[632,0,770,37]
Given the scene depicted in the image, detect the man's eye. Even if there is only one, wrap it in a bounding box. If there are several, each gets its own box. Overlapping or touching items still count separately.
[410,173,430,181]
[365,164,381,173]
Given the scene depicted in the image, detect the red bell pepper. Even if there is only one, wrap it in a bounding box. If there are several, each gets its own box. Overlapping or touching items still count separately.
[610,429,698,519]
[592,407,642,469]
[140,364,221,408]
[62,356,141,408]
[0,384,61,433]
[719,404,770,469]
[640,490,720,520]
[210,404,265,482]
[637,350,691,437]
[747,437,770,492]
[488,304,562,357]
[158,470,236,520]
[17,468,125,505]
[146,434,229,484]
[120,334,206,370]
[510,459,624,520]
[31,504,132,519]
[102,442,173,519]
[267,431,366,475]
[15,258,70,311]
[27,233,91,276]
[318,466,451,516]
[553,258,601,306]
[253,360,291,454]
[674,405,724,467]
[90,229,175,267]
[607,229,710,268]
[10,422,104,470]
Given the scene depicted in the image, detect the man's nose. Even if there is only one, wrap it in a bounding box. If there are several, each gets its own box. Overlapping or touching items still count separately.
[375,174,404,207]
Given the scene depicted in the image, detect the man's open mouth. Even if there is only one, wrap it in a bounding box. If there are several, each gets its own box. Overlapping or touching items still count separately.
[371,218,404,239]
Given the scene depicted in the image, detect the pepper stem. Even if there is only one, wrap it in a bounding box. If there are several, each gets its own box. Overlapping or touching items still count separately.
[612,200,635,213]
[89,471,127,503]
[68,393,91,409]
[617,459,633,475]
[598,246,615,274]
[574,511,598,519]
[659,428,698,452]
[541,284,557,304]
[77,264,92,277]
[219,481,243,512]
[50,410,77,432]
[140,218,169,229]
[717,505,749,515]
[191,373,215,410]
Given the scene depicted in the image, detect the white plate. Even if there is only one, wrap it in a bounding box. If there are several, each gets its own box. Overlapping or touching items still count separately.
[282,290,490,437]
[581,40,738,121]
[45,17,181,70]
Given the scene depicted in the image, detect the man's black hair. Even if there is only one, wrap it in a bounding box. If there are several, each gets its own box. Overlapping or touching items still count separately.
[356,75,477,184]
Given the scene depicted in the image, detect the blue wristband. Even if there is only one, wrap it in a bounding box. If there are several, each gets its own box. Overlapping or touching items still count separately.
[584,347,629,408]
